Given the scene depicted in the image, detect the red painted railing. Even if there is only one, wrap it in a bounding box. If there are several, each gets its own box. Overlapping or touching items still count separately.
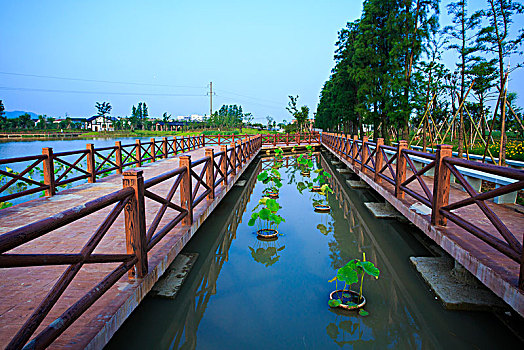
[0,135,262,349]
[0,133,318,204]
[321,132,524,290]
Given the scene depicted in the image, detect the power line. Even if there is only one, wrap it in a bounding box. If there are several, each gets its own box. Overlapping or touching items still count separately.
[217,88,285,106]
[216,94,285,110]
[0,86,207,97]
[0,71,205,89]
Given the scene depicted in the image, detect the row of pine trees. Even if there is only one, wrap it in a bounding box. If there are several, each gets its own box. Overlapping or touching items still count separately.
[315,0,523,164]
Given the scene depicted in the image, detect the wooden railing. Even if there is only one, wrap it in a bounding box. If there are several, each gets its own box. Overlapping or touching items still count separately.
[0,133,318,205]
[321,132,524,290]
[0,135,262,350]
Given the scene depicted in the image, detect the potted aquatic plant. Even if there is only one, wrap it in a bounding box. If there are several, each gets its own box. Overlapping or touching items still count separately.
[328,253,379,315]
[274,147,284,163]
[248,197,285,239]
[311,168,331,192]
[313,184,333,212]
[297,153,313,176]
[258,169,282,198]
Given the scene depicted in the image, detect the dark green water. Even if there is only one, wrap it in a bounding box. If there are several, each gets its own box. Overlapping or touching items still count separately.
[106,152,522,349]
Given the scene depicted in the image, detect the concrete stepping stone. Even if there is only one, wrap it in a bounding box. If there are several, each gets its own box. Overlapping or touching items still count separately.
[410,257,507,312]
[151,253,199,299]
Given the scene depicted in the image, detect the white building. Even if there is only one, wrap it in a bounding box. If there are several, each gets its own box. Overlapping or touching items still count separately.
[83,115,115,132]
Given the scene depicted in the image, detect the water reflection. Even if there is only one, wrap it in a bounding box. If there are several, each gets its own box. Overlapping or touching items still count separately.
[108,150,523,350]
[248,239,285,267]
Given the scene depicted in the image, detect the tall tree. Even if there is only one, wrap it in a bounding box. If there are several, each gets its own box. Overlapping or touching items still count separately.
[394,0,440,139]
[444,0,481,157]
[477,0,524,165]
[0,100,5,122]
[95,102,112,117]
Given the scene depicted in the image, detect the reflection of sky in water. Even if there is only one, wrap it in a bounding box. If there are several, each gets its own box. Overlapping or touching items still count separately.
[107,153,523,350]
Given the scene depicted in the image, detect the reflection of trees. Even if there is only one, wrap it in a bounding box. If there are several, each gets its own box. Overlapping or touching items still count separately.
[248,239,285,267]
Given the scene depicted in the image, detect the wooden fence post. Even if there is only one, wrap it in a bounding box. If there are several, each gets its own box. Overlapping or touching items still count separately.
[395,140,408,199]
[86,144,96,183]
[162,137,168,159]
[202,134,206,147]
[286,133,289,146]
[150,138,156,163]
[123,169,148,278]
[431,144,453,226]
[42,147,56,196]
[352,135,358,165]
[181,136,185,152]
[135,140,142,167]
[115,141,123,174]
[273,133,276,146]
[173,136,178,155]
[230,142,237,174]
[361,136,368,172]
[237,140,243,165]
[179,155,193,225]
[221,145,228,185]
[375,138,384,183]
[205,148,215,199]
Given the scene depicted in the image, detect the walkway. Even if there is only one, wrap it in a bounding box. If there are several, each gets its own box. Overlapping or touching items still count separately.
[0,137,260,349]
[322,133,524,317]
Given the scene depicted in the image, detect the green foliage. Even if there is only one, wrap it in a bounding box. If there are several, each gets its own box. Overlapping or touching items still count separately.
[328,299,342,307]
[208,104,250,131]
[329,252,380,305]
[95,102,112,117]
[248,197,285,229]
[257,169,283,192]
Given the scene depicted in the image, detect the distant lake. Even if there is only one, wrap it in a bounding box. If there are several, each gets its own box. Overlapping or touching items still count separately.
[0,136,175,206]
[0,136,168,159]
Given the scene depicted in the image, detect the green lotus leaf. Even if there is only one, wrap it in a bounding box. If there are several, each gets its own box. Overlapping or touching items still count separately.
[337,265,358,285]
[361,261,380,278]
[358,309,369,316]
[328,299,342,308]
[259,208,271,220]
[271,214,283,224]
[317,224,328,235]
[248,218,256,226]
[257,171,268,182]
[266,199,280,212]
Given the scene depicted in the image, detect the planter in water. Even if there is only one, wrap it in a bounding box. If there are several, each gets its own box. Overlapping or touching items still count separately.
[256,228,279,240]
[313,184,333,212]
[328,253,379,316]
[329,290,366,310]
[248,197,285,236]
[311,185,322,192]
[301,170,310,176]
[314,204,330,212]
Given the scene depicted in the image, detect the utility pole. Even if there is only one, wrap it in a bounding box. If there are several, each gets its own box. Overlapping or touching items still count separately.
[209,81,213,118]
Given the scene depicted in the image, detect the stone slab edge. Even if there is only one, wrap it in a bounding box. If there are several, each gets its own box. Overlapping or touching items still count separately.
[410,257,507,311]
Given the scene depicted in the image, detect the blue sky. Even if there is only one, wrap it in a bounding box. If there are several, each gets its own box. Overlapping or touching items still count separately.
[0,0,522,123]
[0,0,363,122]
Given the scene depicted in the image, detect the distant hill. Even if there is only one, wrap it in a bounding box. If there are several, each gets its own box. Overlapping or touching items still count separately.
[4,111,39,119]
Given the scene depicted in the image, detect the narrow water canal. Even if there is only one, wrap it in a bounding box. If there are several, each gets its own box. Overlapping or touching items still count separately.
[106,151,522,349]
